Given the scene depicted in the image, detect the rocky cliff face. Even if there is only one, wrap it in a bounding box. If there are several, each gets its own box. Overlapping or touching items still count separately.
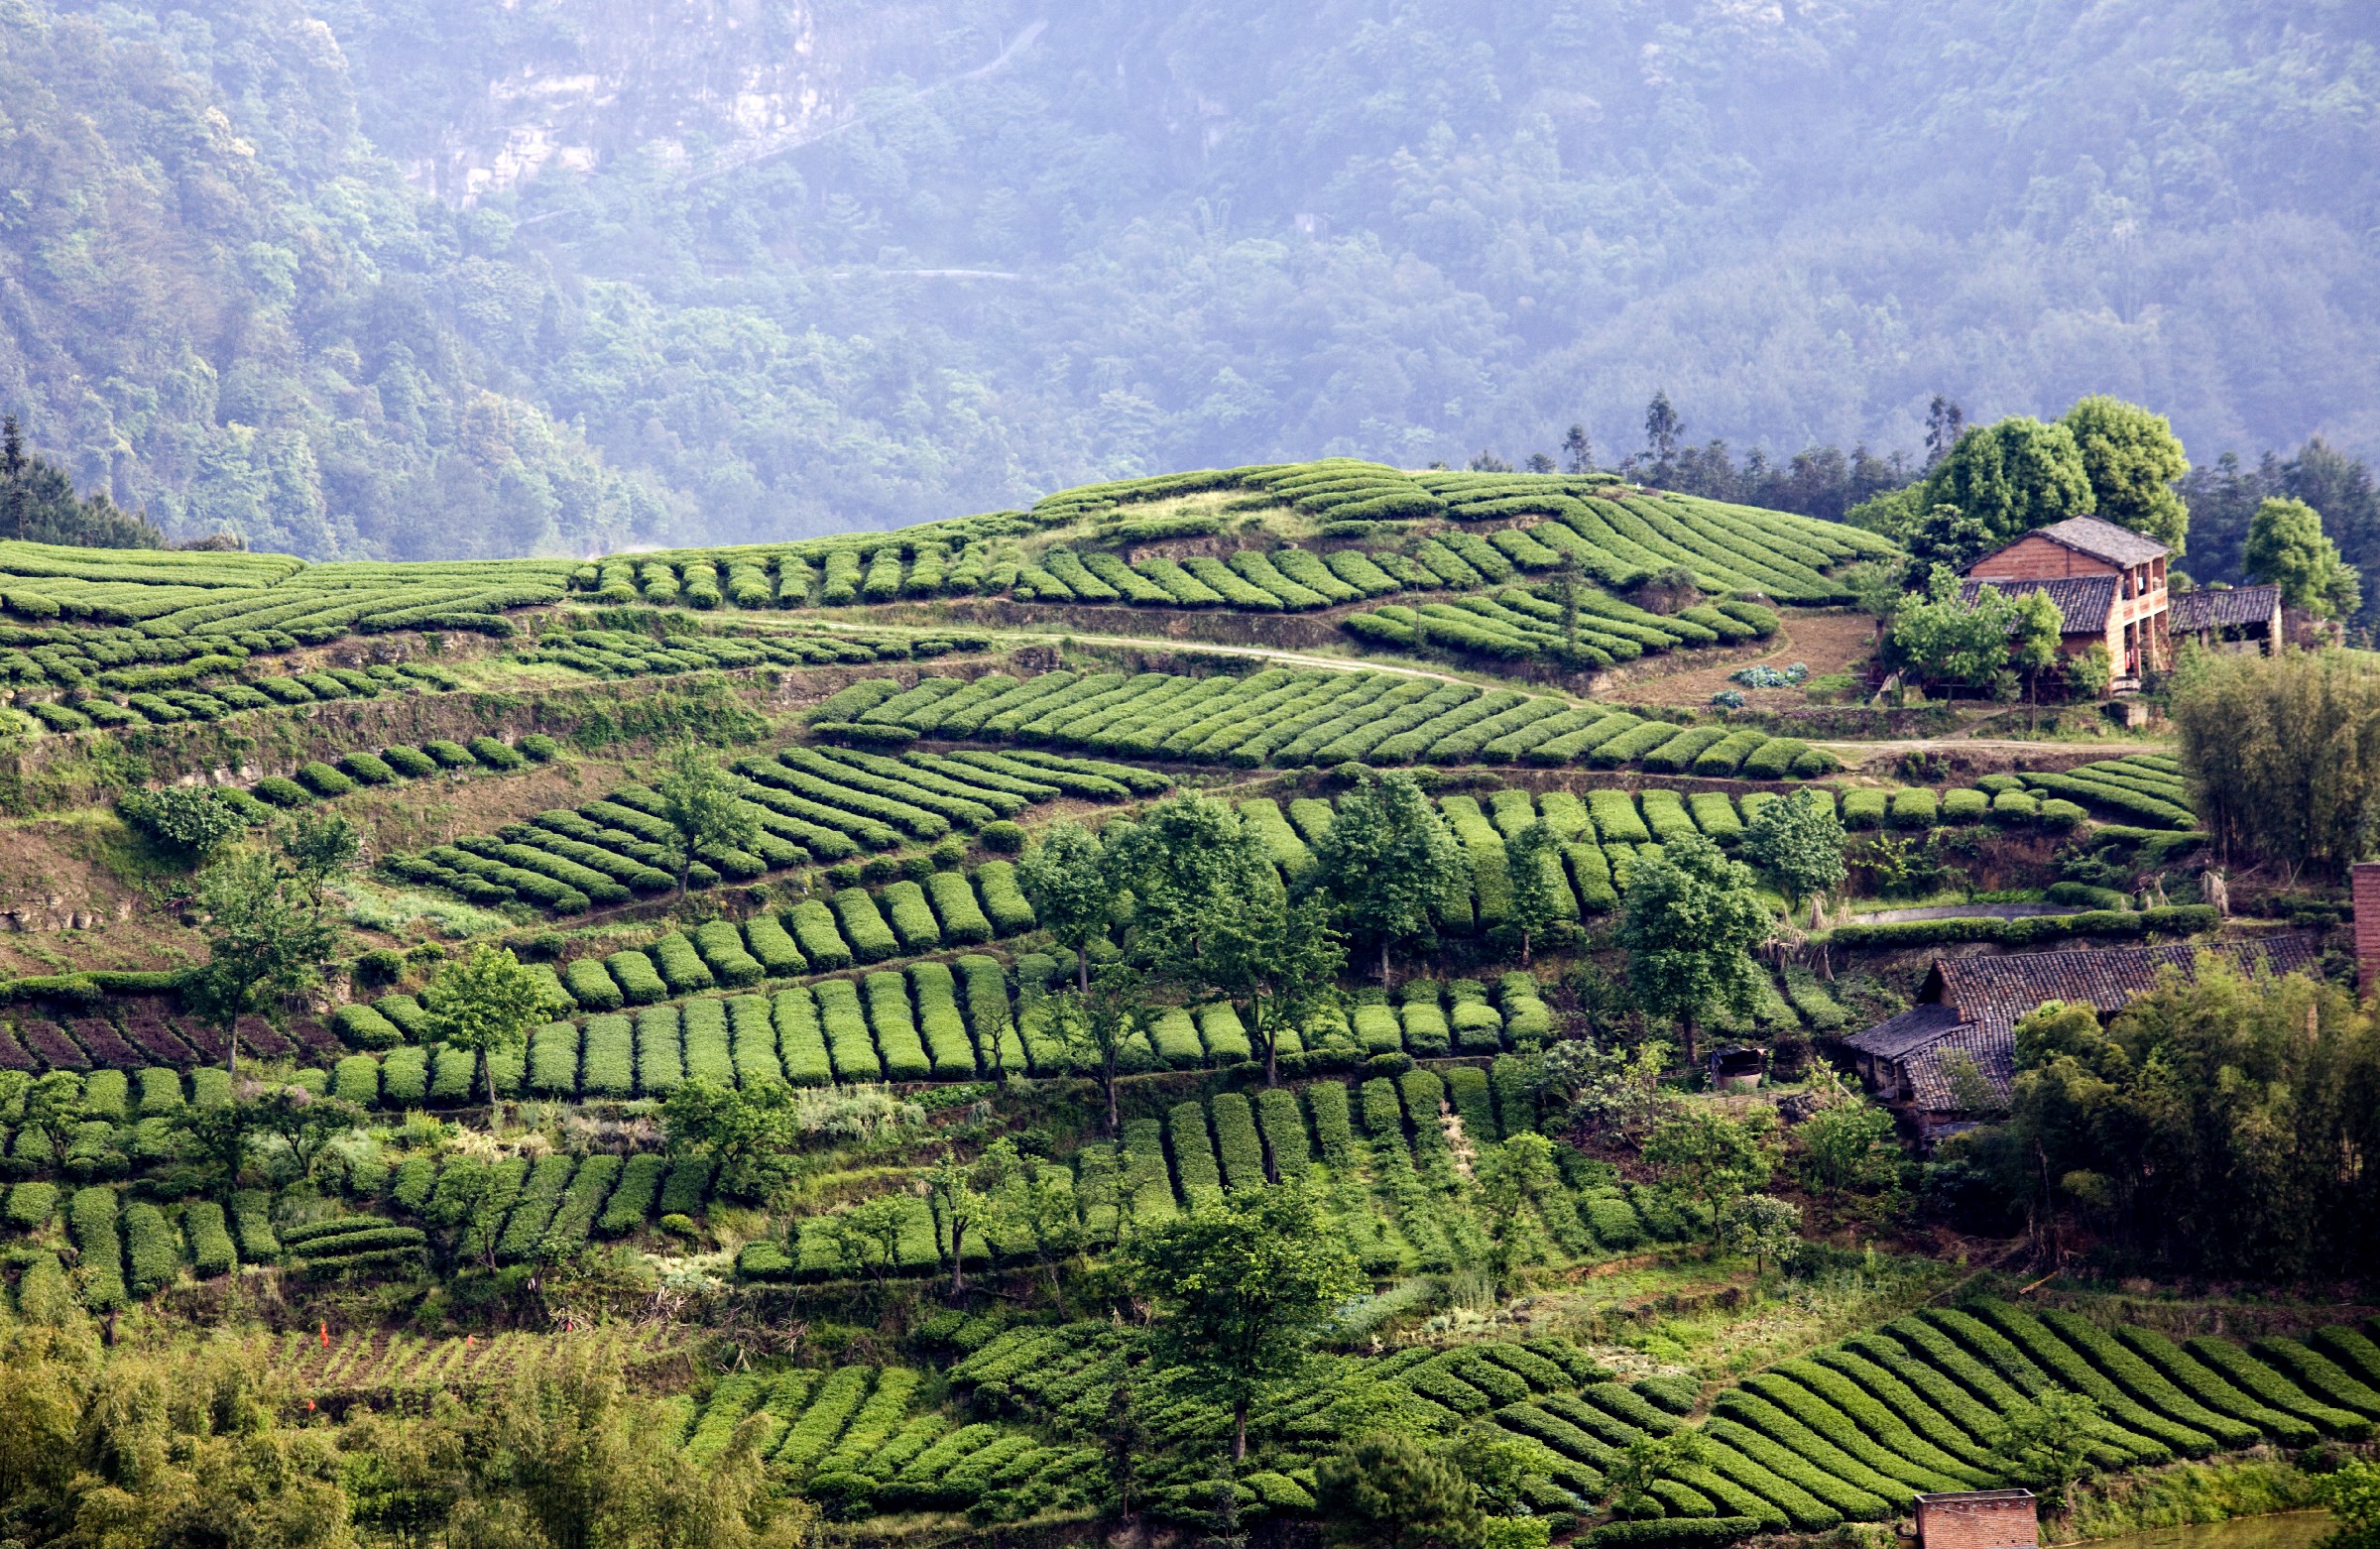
[342,0,1036,205]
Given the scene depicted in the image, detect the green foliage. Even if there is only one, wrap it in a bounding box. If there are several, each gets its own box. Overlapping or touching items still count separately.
[2062,396,2190,551]
[2245,497,2361,619]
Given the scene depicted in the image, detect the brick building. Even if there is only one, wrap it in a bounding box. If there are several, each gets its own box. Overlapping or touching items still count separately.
[1835,936,2320,1143]
[1915,1489,2039,1549]
[1962,517,2174,685]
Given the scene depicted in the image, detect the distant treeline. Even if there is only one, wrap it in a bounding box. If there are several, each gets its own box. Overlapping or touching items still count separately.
[0,418,163,550]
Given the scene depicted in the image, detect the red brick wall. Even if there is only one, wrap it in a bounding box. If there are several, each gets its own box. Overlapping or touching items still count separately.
[2352,863,2380,998]
[1917,1495,2039,1549]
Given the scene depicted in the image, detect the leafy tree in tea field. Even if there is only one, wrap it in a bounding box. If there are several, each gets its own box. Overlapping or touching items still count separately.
[423,943,572,1112]
[2008,588,2065,725]
[1617,832,1769,1066]
[185,846,343,1080]
[119,786,245,862]
[652,741,761,897]
[1888,565,2023,690]
[1119,1183,1363,1462]
[1740,789,1846,909]
[1504,821,1567,966]
[249,1086,367,1179]
[1718,1191,1802,1276]
[1015,818,1117,993]
[1315,769,1467,985]
[1107,793,1245,959]
[1642,1107,1778,1236]
[663,1078,805,1201]
[1987,1391,2103,1512]
[1476,1132,1559,1292]
[1315,1431,1485,1549]
[1197,839,1346,1087]
[1043,960,1152,1137]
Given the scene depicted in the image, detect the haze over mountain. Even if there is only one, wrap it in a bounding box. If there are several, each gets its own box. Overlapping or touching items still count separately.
[0,0,2372,556]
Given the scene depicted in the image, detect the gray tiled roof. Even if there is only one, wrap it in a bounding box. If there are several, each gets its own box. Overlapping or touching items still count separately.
[1837,934,2320,1114]
[1842,1003,1963,1058]
[1928,935,2320,1037]
[2024,517,2172,567]
[1904,1024,2018,1112]
[2171,584,2282,633]
[1962,575,2116,633]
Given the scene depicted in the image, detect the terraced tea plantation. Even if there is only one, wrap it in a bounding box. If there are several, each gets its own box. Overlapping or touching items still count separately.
[6,455,2341,1549]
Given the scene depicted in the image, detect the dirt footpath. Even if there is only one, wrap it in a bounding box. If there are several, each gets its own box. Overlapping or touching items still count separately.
[1601,610,1877,708]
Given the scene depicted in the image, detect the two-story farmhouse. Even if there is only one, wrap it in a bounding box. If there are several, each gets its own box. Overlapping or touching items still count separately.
[1960,517,2174,687]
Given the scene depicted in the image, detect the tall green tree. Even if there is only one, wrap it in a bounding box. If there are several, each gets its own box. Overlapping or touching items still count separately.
[2244,496,2361,619]
[651,742,761,898]
[1198,848,1346,1088]
[1504,821,1566,966]
[1642,1107,1778,1235]
[423,943,572,1113]
[1739,788,1846,909]
[1617,832,1770,1066]
[662,1078,803,1202]
[2009,588,2065,727]
[184,846,343,1080]
[1314,1432,1484,1549]
[1476,1132,1558,1292]
[1043,961,1149,1136]
[1119,1184,1364,1461]
[1108,794,1245,960]
[2062,395,2190,550]
[1888,565,2022,690]
[1315,770,1466,985]
[1986,1392,2103,1513]
[2172,648,2380,878]
[1906,416,2096,570]
[1015,819,1118,993]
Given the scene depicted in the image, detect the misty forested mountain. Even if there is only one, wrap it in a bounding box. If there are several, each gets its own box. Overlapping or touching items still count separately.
[1,0,2375,555]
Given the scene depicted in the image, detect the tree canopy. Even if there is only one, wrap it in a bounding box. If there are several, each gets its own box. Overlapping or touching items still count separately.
[2244,496,2361,620]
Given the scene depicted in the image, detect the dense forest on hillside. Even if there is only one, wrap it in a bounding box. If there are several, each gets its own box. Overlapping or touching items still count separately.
[0,0,2376,556]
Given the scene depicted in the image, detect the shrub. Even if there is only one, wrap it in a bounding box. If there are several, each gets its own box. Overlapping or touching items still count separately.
[332,1004,404,1049]
[775,987,833,1085]
[297,762,356,797]
[562,958,625,1011]
[332,1053,381,1107]
[880,881,943,952]
[789,900,855,972]
[382,745,438,777]
[529,1021,580,1095]
[423,740,474,768]
[338,752,396,785]
[816,979,883,1081]
[382,1045,429,1107]
[693,919,766,987]
[909,963,977,1079]
[599,1153,667,1234]
[254,775,312,807]
[833,890,900,963]
[865,972,932,1080]
[972,862,1036,934]
[681,1000,735,1085]
[981,820,1024,853]
[607,950,668,1005]
[70,1186,126,1310]
[469,736,528,771]
[519,734,560,762]
[185,1200,237,1276]
[649,933,717,994]
[123,1200,181,1295]
[744,912,806,976]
